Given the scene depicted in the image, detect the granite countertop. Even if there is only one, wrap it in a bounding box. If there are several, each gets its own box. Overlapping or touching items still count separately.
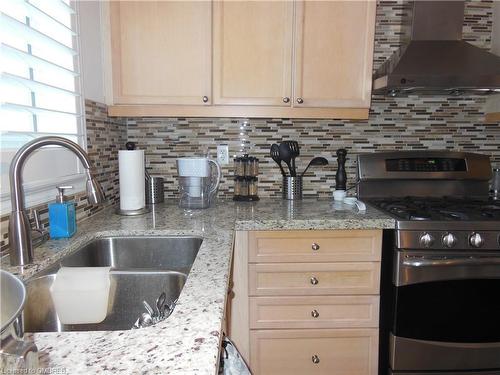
[2,199,394,374]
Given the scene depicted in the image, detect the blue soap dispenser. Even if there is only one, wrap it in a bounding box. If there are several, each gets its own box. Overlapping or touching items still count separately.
[49,186,76,239]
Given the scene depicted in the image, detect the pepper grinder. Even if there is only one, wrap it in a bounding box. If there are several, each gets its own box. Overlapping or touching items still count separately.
[334,149,347,201]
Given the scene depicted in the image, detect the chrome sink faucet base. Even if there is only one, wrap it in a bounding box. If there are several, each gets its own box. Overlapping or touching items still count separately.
[8,136,106,266]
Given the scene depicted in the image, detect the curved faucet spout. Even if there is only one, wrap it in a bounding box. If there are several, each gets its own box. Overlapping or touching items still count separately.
[9,136,105,266]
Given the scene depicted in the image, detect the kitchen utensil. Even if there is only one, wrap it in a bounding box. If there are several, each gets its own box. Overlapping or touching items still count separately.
[491,168,500,199]
[301,157,329,176]
[335,149,347,190]
[133,312,153,329]
[278,142,294,177]
[143,301,155,317]
[270,144,286,176]
[155,292,167,318]
[1,271,27,335]
[283,141,300,176]
[1,270,38,370]
[177,157,221,179]
[161,298,177,320]
[145,176,164,204]
[178,177,214,209]
[282,176,303,200]
[176,157,221,209]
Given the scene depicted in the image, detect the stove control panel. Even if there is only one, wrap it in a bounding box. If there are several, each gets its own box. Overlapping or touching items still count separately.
[398,231,500,250]
[386,157,467,172]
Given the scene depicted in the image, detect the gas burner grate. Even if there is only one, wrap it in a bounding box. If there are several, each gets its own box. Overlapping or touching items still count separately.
[369,197,500,222]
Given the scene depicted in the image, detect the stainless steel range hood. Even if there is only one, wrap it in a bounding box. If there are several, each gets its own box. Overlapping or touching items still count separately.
[373,1,500,96]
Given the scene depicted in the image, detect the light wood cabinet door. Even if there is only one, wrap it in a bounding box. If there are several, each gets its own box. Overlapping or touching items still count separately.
[249,262,380,296]
[109,1,211,105]
[249,230,382,263]
[213,1,293,106]
[293,1,376,108]
[250,328,378,375]
[250,296,379,329]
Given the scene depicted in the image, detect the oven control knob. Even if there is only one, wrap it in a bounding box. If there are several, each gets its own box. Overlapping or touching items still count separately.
[419,233,434,248]
[442,233,458,248]
[469,232,484,248]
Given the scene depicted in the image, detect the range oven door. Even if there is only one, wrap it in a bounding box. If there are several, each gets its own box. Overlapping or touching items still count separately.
[390,250,500,374]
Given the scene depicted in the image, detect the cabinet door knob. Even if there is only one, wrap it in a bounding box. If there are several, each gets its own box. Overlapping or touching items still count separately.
[297,97,304,104]
[311,243,320,251]
[312,355,320,364]
[310,276,319,285]
[311,309,319,318]
[283,97,290,103]
[202,96,209,103]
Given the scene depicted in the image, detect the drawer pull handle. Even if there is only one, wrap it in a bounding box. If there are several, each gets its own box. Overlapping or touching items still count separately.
[311,243,320,251]
[311,309,319,318]
[312,355,320,364]
[310,276,319,285]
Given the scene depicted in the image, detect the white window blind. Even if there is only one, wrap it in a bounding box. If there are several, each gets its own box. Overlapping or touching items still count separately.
[0,0,86,213]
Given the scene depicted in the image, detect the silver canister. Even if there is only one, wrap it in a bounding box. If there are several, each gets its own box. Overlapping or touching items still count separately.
[282,176,303,200]
[145,176,164,204]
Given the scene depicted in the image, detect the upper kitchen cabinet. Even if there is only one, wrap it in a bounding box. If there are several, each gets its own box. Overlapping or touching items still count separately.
[105,1,376,119]
[213,1,293,106]
[293,1,376,109]
[107,1,211,105]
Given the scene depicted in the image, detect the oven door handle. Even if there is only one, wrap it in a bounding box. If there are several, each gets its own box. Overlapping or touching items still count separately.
[403,256,500,268]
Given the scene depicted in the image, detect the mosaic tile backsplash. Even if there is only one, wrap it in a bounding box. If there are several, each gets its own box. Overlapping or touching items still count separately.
[0,101,126,254]
[127,0,499,199]
[129,95,499,199]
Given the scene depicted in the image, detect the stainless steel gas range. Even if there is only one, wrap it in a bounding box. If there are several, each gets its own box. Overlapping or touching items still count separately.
[357,151,500,375]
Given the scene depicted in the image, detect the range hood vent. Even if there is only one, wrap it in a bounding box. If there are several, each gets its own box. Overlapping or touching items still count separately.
[373,1,500,96]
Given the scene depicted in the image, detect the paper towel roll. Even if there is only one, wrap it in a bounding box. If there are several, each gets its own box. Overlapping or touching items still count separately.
[119,150,145,211]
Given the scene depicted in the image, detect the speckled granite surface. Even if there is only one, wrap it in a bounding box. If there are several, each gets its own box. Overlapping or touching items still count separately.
[1,199,394,375]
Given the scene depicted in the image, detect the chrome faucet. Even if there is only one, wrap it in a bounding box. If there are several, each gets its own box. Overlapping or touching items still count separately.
[9,136,106,266]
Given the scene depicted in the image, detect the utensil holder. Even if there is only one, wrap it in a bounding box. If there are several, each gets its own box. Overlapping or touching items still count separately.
[145,176,164,204]
[282,176,303,200]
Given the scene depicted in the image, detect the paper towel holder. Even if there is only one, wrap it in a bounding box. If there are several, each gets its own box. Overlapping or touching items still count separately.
[115,206,151,216]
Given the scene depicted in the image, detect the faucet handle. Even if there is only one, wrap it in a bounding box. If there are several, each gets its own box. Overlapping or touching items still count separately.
[32,209,42,231]
[31,209,49,247]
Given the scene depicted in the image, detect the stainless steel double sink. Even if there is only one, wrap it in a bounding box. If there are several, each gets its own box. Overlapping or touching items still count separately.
[24,236,202,333]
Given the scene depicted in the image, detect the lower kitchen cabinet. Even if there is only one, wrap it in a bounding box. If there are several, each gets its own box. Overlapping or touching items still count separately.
[249,262,380,296]
[249,296,379,330]
[228,230,382,374]
[250,329,379,375]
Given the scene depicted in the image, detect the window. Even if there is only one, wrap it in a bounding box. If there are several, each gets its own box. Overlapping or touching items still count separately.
[0,0,85,213]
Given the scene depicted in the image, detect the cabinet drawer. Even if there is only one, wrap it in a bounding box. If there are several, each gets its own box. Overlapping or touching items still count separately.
[249,262,380,296]
[249,296,379,329]
[250,328,378,375]
[248,230,382,263]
